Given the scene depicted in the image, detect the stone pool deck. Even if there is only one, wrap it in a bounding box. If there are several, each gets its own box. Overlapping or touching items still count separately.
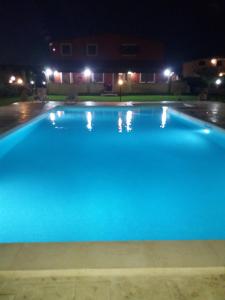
[1,100,225,135]
[1,100,225,299]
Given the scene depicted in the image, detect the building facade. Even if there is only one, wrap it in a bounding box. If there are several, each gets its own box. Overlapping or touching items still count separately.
[46,34,182,94]
[183,57,225,78]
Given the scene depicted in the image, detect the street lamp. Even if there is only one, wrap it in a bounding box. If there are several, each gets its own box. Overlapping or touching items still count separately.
[164,68,174,94]
[118,78,124,102]
[83,68,92,78]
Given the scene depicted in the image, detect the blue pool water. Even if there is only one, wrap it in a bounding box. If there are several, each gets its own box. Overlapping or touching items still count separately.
[1,106,225,242]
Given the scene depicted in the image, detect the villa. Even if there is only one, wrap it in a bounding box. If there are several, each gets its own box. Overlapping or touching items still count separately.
[46,34,185,95]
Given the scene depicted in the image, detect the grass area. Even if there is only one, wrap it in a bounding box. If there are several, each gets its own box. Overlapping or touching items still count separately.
[48,94,198,102]
[1,93,225,106]
[0,97,21,106]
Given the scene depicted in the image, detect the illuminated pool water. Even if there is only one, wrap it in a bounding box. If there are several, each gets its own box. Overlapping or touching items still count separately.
[1,106,225,242]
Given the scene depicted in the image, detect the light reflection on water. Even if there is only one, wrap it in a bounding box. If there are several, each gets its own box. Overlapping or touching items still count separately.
[86,111,93,131]
[160,106,168,128]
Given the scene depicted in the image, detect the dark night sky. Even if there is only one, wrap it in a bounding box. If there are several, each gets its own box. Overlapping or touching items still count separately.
[0,0,224,67]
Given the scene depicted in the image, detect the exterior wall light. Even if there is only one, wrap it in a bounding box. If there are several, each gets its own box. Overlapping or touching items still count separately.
[17,78,23,85]
[45,68,53,77]
[83,68,92,77]
[211,58,217,66]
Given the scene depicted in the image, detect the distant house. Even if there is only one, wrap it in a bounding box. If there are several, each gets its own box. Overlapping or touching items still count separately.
[183,57,225,78]
[46,34,177,95]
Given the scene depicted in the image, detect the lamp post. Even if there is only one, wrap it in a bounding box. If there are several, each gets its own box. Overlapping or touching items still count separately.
[118,78,124,102]
[164,68,174,94]
[83,68,92,94]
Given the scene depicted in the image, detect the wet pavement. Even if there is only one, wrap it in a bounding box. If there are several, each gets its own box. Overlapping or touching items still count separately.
[1,101,225,136]
[0,101,61,135]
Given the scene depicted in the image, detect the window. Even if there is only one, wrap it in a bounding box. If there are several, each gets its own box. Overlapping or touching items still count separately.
[140,73,155,83]
[217,60,223,67]
[120,44,139,56]
[62,73,70,84]
[87,44,97,56]
[198,60,205,66]
[93,73,104,83]
[60,43,72,56]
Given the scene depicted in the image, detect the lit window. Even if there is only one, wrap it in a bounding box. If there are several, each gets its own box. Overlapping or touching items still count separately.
[60,43,72,56]
[87,44,97,56]
[62,73,71,84]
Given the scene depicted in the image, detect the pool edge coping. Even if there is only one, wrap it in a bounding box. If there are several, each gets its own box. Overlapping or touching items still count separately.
[0,241,225,274]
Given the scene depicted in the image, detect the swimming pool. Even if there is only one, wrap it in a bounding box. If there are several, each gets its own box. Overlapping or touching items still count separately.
[0,105,225,243]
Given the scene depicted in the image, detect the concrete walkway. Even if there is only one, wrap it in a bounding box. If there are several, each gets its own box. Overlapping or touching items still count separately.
[0,101,61,135]
[1,271,225,299]
[1,100,225,136]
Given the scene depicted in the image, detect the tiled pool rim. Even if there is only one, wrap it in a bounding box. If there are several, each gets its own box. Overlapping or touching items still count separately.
[0,101,225,276]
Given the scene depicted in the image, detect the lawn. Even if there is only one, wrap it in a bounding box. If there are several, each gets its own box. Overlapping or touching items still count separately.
[1,93,223,106]
[48,94,198,102]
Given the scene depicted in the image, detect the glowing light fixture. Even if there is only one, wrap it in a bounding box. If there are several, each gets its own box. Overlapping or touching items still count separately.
[17,78,23,85]
[118,79,124,86]
[10,75,16,82]
[83,68,92,77]
[127,71,133,75]
[53,70,59,76]
[203,128,210,134]
[215,78,222,86]
[219,72,224,77]
[42,81,46,85]
[45,68,53,76]
[164,68,173,77]
[211,58,217,66]
[30,80,35,85]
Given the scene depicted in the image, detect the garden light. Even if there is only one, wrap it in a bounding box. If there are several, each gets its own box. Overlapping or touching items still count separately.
[215,78,222,86]
[118,78,124,86]
[17,78,23,85]
[10,75,16,82]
